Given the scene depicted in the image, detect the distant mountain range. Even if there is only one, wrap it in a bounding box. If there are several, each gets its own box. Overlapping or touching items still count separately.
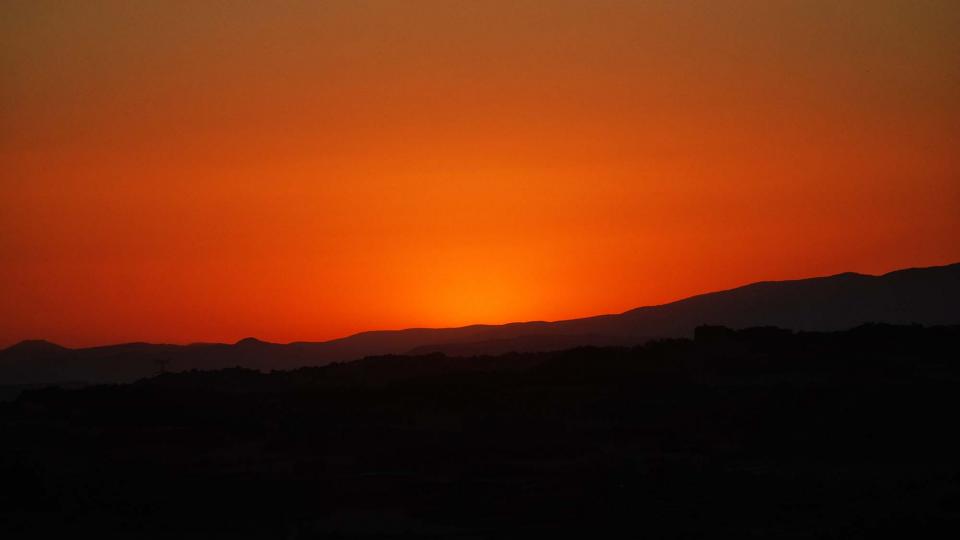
[2,262,959,385]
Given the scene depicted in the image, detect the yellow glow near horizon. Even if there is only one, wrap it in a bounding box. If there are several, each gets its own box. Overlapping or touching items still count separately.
[2,1,959,347]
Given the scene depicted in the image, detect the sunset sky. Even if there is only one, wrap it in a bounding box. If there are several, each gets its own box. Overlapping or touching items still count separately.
[2,1,959,347]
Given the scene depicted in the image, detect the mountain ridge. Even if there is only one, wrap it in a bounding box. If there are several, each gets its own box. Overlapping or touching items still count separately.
[3,261,958,385]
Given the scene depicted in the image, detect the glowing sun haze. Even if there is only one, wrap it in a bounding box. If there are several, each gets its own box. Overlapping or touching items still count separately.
[2,1,959,347]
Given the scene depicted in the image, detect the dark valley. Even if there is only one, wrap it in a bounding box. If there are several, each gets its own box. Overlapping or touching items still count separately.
[3,323,960,538]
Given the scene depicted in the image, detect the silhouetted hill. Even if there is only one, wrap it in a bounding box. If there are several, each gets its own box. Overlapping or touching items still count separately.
[2,339,68,354]
[3,324,960,537]
[3,262,958,385]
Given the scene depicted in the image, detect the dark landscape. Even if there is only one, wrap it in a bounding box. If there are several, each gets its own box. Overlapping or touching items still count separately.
[4,2,959,537]
[3,323,960,538]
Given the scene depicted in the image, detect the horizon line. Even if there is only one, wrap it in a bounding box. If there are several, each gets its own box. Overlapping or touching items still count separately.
[5,260,957,352]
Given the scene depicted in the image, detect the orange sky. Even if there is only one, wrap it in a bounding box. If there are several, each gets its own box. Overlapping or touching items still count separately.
[2,1,959,347]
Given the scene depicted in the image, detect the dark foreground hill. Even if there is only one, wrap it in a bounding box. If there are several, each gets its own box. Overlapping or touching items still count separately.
[3,324,960,538]
[3,262,959,386]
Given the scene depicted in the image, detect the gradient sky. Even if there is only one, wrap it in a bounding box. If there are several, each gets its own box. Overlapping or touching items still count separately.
[2,1,959,347]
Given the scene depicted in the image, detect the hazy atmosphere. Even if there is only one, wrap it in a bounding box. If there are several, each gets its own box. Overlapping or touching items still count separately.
[3,0,959,347]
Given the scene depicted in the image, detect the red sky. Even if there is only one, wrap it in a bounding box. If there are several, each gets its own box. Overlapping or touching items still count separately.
[2,1,959,347]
